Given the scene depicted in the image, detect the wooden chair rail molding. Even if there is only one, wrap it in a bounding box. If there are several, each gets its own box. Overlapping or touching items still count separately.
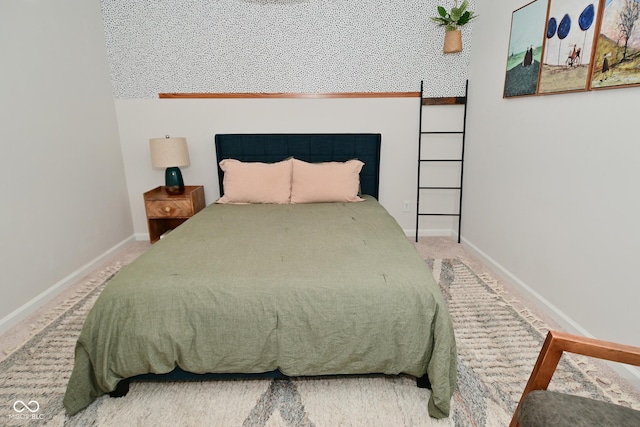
[509,330,640,427]
[159,92,421,99]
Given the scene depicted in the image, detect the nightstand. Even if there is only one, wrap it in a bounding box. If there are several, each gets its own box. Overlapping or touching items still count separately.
[144,186,205,243]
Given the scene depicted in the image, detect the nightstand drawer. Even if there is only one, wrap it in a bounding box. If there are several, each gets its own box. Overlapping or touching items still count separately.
[145,200,193,218]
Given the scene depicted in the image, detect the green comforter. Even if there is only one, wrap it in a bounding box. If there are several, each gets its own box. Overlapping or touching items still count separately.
[64,197,457,418]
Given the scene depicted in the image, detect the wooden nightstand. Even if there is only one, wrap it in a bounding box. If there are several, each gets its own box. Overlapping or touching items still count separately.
[144,186,206,243]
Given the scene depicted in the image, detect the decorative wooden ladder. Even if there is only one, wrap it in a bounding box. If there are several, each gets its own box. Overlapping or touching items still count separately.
[416,80,468,243]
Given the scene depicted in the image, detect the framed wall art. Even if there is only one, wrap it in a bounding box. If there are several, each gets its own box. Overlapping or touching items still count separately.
[538,0,604,94]
[590,0,640,89]
[504,0,550,97]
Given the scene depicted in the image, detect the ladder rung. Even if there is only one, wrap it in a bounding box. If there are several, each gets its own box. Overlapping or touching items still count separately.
[422,96,466,105]
[419,159,461,162]
[420,131,464,134]
[419,186,461,190]
[418,213,461,217]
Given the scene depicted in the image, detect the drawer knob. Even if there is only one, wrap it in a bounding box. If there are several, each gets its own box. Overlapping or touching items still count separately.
[165,207,171,213]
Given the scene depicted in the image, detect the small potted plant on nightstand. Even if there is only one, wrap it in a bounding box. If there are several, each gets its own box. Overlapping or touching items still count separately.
[430,0,478,53]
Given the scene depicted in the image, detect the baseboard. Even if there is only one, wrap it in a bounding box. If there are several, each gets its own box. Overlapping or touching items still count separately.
[460,236,640,389]
[135,232,150,242]
[0,235,136,335]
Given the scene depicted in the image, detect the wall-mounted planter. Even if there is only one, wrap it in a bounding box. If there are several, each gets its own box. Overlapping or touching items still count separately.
[430,1,476,55]
[443,30,463,53]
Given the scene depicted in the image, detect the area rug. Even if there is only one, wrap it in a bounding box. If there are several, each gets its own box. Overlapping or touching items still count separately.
[1,258,638,426]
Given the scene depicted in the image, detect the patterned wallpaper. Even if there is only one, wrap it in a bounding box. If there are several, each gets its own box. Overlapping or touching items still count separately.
[100,0,474,99]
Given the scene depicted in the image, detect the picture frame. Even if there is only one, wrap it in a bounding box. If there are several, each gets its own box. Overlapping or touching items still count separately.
[590,0,640,90]
[504,0,549,98]
[537,0,604,94]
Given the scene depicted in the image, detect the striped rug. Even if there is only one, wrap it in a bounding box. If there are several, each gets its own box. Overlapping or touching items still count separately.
[0,258,637,426]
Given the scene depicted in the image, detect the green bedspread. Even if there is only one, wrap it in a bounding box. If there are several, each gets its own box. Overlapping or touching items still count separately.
[64,197,457,418]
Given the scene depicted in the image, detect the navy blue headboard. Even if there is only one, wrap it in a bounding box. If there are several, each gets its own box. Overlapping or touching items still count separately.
[214,134,381,199]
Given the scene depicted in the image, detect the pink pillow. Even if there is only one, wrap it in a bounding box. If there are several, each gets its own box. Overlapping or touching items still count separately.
[291,158,365,203]
[217,158,292,204]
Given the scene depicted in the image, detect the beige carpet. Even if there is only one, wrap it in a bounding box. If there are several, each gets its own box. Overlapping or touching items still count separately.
[1,237,639,427]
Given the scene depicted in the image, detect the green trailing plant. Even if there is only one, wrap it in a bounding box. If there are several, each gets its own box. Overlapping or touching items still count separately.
[430,0,477,32]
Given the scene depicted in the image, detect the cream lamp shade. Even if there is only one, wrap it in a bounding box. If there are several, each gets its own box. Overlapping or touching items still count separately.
[149,136,190,195]
[149,136,190,168]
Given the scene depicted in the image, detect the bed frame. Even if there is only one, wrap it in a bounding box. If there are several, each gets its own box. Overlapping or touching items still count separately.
[109,133,431,398]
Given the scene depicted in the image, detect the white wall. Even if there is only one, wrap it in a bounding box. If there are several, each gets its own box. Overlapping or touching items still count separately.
[0,0,133,329]
[116,97,449,237]
[464,0,640,354]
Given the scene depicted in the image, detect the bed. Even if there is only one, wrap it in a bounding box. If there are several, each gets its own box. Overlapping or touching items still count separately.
[63,133,457,419]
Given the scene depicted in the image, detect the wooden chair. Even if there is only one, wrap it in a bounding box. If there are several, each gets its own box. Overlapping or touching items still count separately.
[510,330,640,427]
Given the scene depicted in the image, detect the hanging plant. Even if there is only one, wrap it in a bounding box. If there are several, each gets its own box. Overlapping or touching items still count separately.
[430,0,478,53]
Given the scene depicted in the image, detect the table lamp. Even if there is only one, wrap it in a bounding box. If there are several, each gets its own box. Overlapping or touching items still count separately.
[149,136,190,195]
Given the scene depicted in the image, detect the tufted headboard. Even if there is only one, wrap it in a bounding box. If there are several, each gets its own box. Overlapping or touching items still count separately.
[214,133,381,199]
